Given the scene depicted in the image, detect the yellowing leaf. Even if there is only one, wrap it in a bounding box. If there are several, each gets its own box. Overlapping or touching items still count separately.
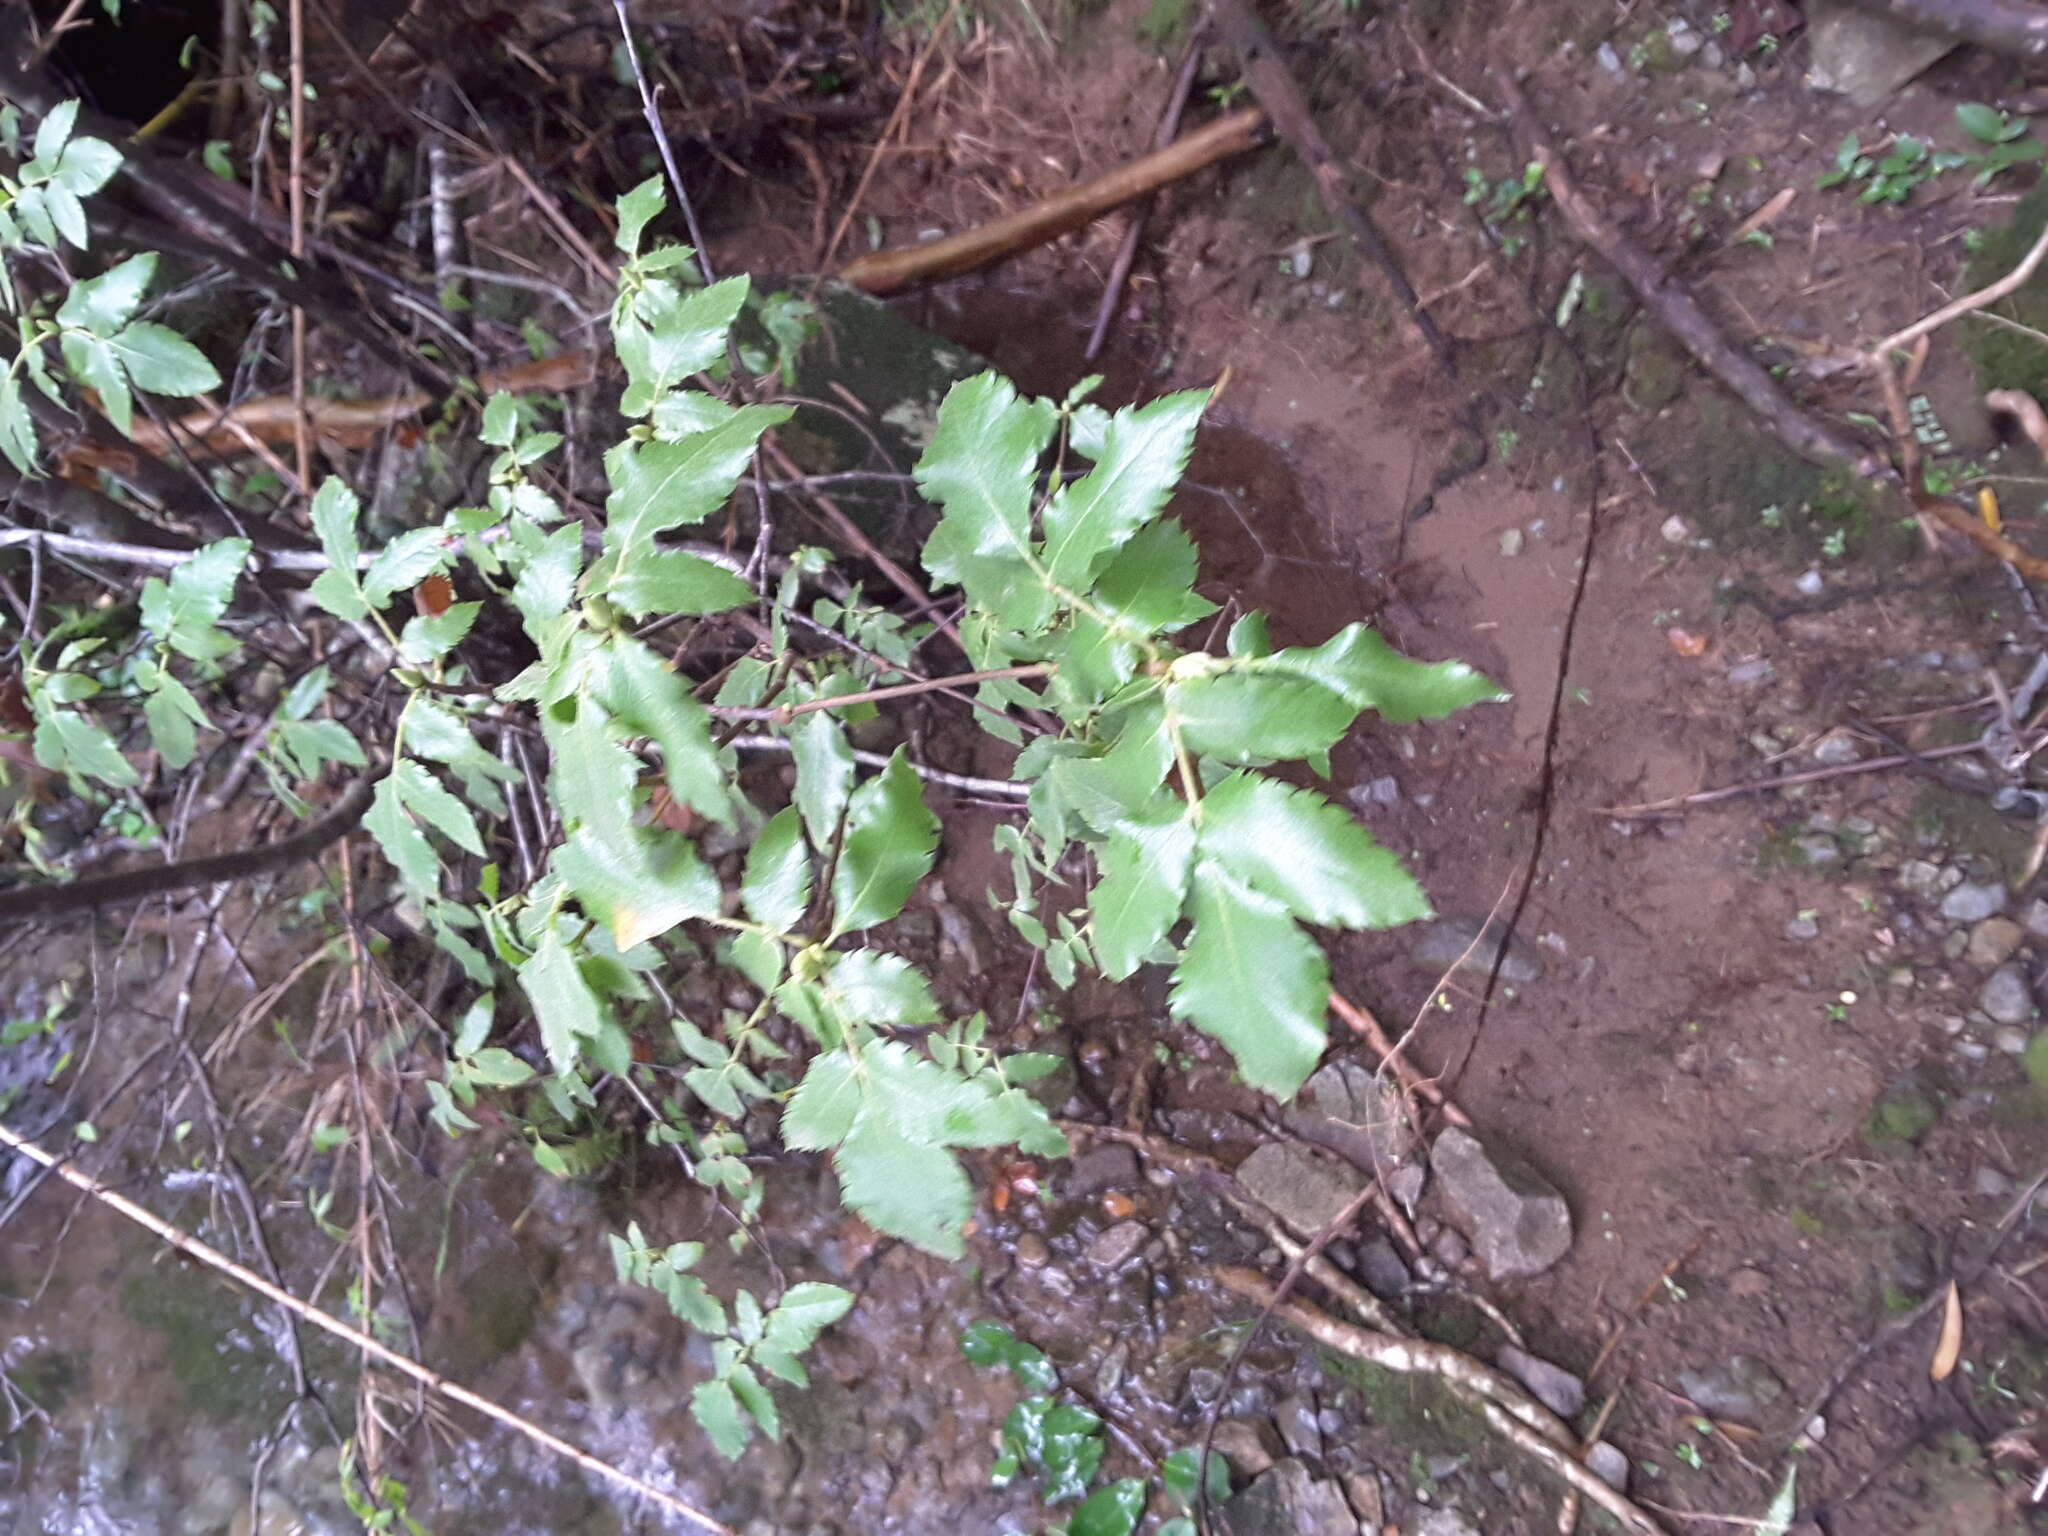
[1931,1279,1963,1381]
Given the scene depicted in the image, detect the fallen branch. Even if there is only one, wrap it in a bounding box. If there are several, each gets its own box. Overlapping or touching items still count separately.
[836,107,1268,296]
[0,765,384,924]
[1328,988,1472,1129]
[1214,1268,1670,1536]
[1842,0,2048,60]
[1205,0,1452,371]
[0,1120,734,1536]
[1600,738,1986,817]
[1497,72,1889,480]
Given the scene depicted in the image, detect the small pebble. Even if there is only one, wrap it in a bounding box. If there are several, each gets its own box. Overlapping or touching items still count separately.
[1015,1233,1050,1268]
[1660,513,1696,544]
[1726,659,1770,686]
[1596,40,1623,74]
[1812,731,1862,766]
[1943,882,2008,924]
[1995,1025,2031,1055]
[1966,917,2024,968]
[1795,570,1825,596]
[1784,916,1820,941]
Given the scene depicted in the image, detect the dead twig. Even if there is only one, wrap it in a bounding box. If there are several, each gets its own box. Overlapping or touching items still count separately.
[838,108,1267,296]
[1085,33,1207,361]
[610,0,714,279]
[0,1120,735,1536]
[1600,739,1988,817]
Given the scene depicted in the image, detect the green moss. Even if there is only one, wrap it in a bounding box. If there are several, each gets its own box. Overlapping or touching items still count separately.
[1135,0,1195,46]
[1317,1352,1490,1456]
[1867,1082,1940,1148]
[1961,174,2048,402]
[121,1257,290,1423]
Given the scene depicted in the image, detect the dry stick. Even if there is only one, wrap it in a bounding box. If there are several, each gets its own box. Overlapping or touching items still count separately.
[819,0,966,272]
[1327,989,1471,1128]
[1873,220,2048,360]
[610,0,713,279]
[1500,72,1887,479]
[838,108,1268,296]
[709,663,1053,722]
[0,766,385,924]
[0,1120,735,1536]
[287,0,312,496]
[1204,0,1452,371]
[1602,738,1987,817]
[1213,1269,1670,1536]
[1084,33,1207,362]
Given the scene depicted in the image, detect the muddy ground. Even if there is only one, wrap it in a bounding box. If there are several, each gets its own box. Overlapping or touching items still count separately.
[9,1,2048,1533]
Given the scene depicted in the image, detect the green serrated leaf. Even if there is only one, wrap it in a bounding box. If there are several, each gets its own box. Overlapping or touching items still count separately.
[519,925,609,1076]
[825,950,939,1026]
[55,134,120,197]
[836,1111,971,1259]
[1170,670,1355,764]
[742,806,812,930]
[60,332,130,435]
[1169,866,1327,1098]
[594,405,790,597]
[1198,772,1428,930]
[109,322,219,396]
[143,671,208,768]
[140,538,247,660]
[594,636,732,825]
[397,601,481,665]
[762,1281,853,1354]
[616,275,752,415]
[691,1378,751,1460]
[614,175,665,255]
[33,100,79,163]
[782,1049,860,1149]
[790,708,855,845]
[728,1362,781,1442]
[1041,388,1205,586]
[1264,623,1503,723]
[1090,807,1194,979]
[830,751,938,935]
[363,526,452,608]
[364,775,440,899]
[57,251,154,334]
[609,549,755,617]
[34,708,137,788]
[393,758,485,857]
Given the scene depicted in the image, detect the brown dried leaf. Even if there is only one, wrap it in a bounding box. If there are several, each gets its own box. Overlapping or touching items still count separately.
[1931,1279,1963,1382]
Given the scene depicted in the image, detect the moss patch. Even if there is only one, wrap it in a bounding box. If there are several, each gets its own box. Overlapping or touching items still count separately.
[1961,173,2048,402]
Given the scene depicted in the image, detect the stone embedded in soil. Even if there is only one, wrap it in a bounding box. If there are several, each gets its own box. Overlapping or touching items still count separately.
[1805,0,1957,106]
[1236,1142,1367,1235]
[1412,1510,1483,1536]
[1274,1394,1322,1457]
[1942,881,2008,924]
[1967,918,2025,968]
[1784,915,1820,941]
[2025,898,2048,939]
[1355,1236,1413,1299]
[1995,1026,2030,1055]
[1677,1355,1787,1424]
[1812,729,1862,766]
[1283,1059,1418,1176]
[1086,1221,1148,1269]
[1219,1458,1354,1536]
[1587,1441,1630,1492]
[1497,1345,1586,1419]
[1209,1418,1282,1478]
[1065,1144,1140,1198]
[1429,1128,1574,1281]
[1410,918,1543,985]
[1900,860,1945,900]
[1979,964,2035,1027]
[1014,1233,1050,1268]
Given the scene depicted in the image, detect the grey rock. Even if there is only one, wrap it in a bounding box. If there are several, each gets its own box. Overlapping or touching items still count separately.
[1795,834,1842,867]
[1942,881,2008,923]
[1968,917,2025,967]
[1784,916,1820,941]
[1980,964,2034,1026]
[1413,1511,1483,1536]
[1596,40,1623,74]
[1795,568,1825,597]
[1274,1394,1323,1457]
[1806,0,1956,105]
[1976,1165,2017,1199]
[1430,1128,1574,1280]
[1087,1221,1149,1269]
[1209,1420,1280,1478]
[1899,859,1945,900]
[1237,1142,1368,1235]
[1355,1235,1413,1299]
[1354,774,1401,807]
[1813,729,1862,766]
[1497,1345,1586,1419]
[1067,1144,1141,1198]
[1411,917,1543,985]
[1995,1025,2031,1055]
[1432,1227,1470,1268]
[1386,1162,1427,1213]
[1015,1233,1050,1268]
[1284,1059,1418,1176]
[2023,898,2048,938]
[1587,1441,1630,1492]
[1666,16,1703,55]
[1677,1355,1786,1424]
[1344,1470,1384,1525]
[1726,658,1771,686]
[1220,1459,1355,1536]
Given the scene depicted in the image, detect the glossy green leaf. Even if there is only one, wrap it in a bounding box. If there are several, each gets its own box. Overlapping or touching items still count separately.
[1090,808,1194,980]
[761,1282,853,1355]
[1041,388,1205,586]
[614,175,665,254]
[143,671,208,768]
[140,538,247,660]
[728,1362,780,1442]
[1091,517,1217,634]
[363,526,452,608]
[1197,772,1428,930]
[741,806,811,931]
[596,404,790,579]
[1263,623,1503,723]
[616,275,750,415]
[57,251,153,334]
[1169,867,1328,1098]
[830,750,939,935]
[915,372,1055,566]
[1170,671,1355,764]
[54,134,120,196]
[609,548,754,618]
[1070,1478,1146,1536]
[33,99,78,163]
[1162,1446,1232,1510]
[464,1047,536,1088]
[555,822,719,950]
[59,332,130,435]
